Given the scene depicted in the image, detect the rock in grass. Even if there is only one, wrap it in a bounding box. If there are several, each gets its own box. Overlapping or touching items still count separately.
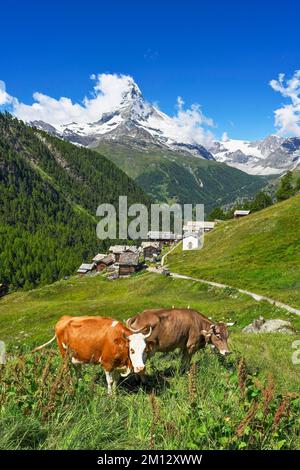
[243,317,295,334]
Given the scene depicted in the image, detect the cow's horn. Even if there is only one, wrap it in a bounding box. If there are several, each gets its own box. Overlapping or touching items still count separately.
[143,326,152,339]
[128,325,146,333]
[226,321,236,326]
[126,317,145,333]
[126,318,134,328]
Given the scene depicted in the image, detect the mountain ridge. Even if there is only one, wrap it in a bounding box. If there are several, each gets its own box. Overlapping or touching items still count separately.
[29,76,300,176]
[212,136,300,175]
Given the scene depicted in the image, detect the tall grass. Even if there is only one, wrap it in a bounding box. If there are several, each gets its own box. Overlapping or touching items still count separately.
[0,348,299,450]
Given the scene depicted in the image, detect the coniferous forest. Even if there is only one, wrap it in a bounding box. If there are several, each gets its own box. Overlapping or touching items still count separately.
[0,113,150,290]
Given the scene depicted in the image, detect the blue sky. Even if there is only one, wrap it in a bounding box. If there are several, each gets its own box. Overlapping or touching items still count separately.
[1,0,300,140]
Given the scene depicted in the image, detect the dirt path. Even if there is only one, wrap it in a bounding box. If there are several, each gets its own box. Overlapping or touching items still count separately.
[148,265,300,316]
[161,241,182,266]
[171,273,300,316]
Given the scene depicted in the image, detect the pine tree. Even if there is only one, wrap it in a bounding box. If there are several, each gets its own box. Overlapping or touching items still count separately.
[276,171,295,201]
[250,191,273,212]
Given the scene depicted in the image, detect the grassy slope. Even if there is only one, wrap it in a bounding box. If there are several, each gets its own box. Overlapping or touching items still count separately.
[0,271,299,450]
[0,271,299,393]
[167,194,300,308]
[95,141,270,212]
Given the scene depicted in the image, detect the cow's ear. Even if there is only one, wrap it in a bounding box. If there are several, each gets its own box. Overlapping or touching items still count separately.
[146,340,155,352]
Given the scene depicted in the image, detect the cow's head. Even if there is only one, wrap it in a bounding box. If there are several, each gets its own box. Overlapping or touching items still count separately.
[201,322,231,356]
[125,327,152,374]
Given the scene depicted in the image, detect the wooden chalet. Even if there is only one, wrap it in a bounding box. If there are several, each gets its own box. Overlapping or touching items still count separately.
[77,263,96,275]
[118,252,141,276]
[96,254,115,271]
[234,210,251,218]
[141,241,161,259]
[92,253,107,263]
[183,221,216,233]
[108,245,138,262]
[147,231,182,247]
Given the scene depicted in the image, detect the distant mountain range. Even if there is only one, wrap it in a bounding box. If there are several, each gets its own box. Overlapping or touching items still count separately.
[212,136,300,175]
[30,77,300,177]
[28,78,273,209]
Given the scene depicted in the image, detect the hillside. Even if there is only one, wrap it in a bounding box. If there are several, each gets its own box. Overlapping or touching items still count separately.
[167,194,300,308]
[95,140,270,212]
[0,271,299,449]
[0,114,150,290]
[0,270,299,389]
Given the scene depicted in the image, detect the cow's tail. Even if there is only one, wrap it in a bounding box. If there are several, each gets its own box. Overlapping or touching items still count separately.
[32,335,56,353]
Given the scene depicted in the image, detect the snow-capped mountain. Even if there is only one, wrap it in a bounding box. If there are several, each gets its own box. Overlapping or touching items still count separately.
[30,76,300,175]
[211,136,300,175]
[31,78,214,160]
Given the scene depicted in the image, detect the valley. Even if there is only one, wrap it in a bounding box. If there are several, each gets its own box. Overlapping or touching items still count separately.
[95,140,270,210]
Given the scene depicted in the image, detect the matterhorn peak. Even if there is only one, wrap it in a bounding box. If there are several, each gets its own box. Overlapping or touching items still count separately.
[120,77,143,104]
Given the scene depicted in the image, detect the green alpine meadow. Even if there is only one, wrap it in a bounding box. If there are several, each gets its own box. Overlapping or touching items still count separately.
[0,272,299,450]
[1,1,300,459]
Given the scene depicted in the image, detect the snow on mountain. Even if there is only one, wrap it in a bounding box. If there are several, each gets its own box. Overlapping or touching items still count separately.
[211,135,300,175]
[29,76,300,175]
[31,77,214,160]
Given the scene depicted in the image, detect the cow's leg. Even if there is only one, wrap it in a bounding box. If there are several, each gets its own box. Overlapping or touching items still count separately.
[105,371,114,394]
[181,341,197,373]
[71,357,83,380]
[56,335,67,358]
[180,349,192,373]
[105,370,119,394]
[111,371,120,393]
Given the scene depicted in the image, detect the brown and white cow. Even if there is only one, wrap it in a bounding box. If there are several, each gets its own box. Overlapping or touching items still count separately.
[127,308,232,371]
[33,315,151,393]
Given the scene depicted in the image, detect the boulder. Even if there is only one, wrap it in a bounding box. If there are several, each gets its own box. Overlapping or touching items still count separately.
[243,316,295,334]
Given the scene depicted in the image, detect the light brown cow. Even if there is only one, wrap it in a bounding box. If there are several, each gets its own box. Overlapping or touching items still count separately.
[127,308,232,371]
[33,315,151,393]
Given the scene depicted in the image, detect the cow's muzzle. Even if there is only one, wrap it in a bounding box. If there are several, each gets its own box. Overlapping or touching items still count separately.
[134,366,145,374]
[220,350,231,356]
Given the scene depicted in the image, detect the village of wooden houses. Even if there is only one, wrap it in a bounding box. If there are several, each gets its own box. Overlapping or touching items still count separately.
[77,211,251,279]
[77,235,166,279]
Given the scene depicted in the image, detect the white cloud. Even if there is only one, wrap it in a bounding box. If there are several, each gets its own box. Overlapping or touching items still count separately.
[147,96,215,148]
[0,73,216,146]
[172,97,215,147]
[7,74,138,128]
[270,70,300,137]
[0,80,15,106]
[221,131,229,142]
